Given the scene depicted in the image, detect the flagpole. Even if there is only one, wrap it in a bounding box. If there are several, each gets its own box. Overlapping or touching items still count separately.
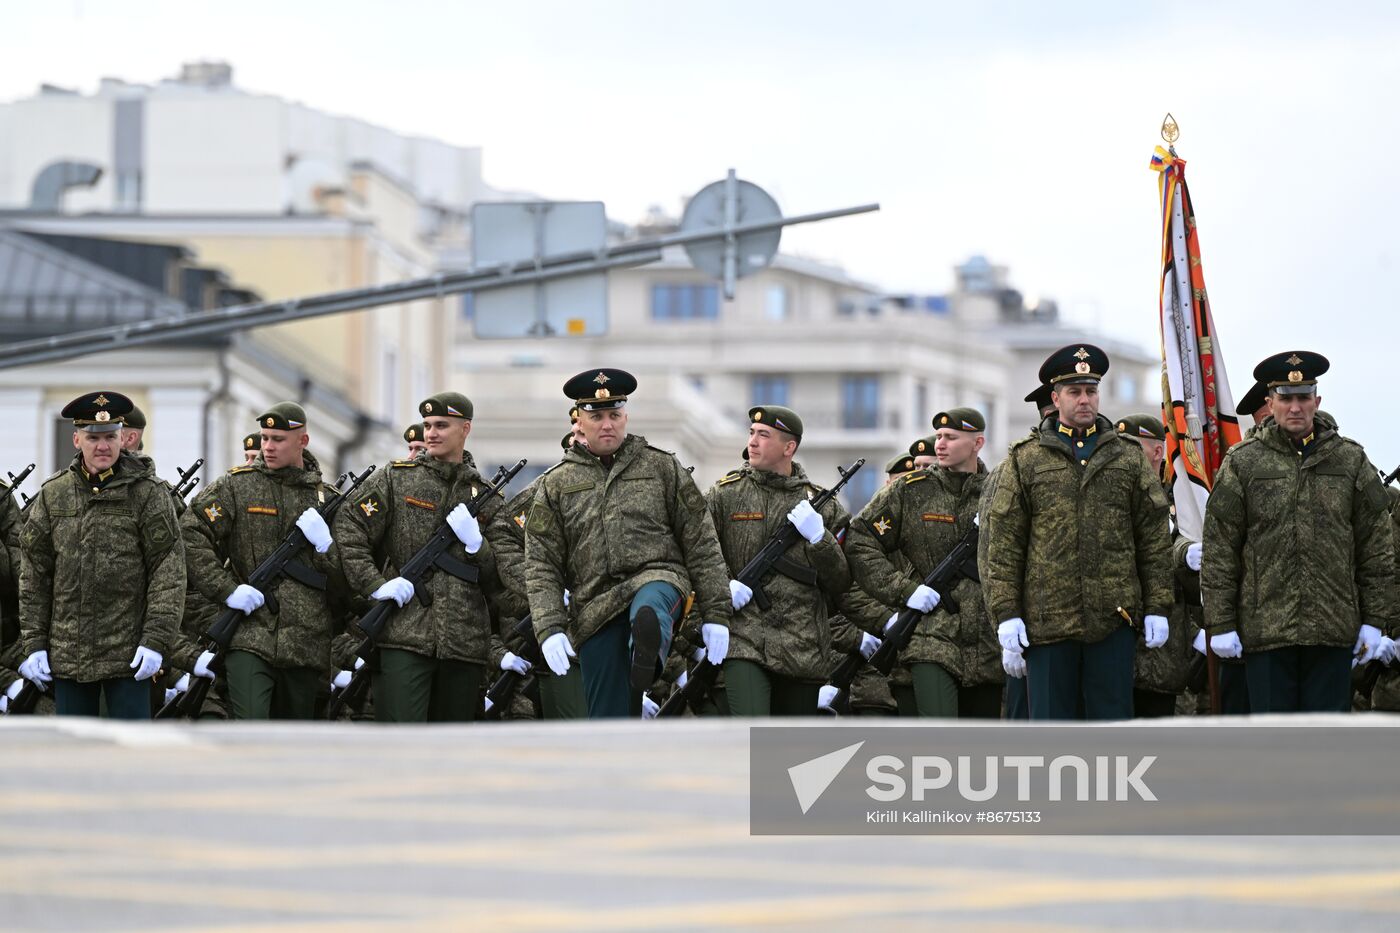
[1158,114,1221,715]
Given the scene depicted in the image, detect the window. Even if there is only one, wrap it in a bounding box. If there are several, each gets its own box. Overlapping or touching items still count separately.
[841,375,880,429]
[915,380,928,426]
[651,284,719,320]
[764,285,789,321]
[461,293,474,320]
[750,375,790,407]
[1118,374,1139,403]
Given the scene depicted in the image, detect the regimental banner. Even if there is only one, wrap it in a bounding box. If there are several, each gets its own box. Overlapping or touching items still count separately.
[1151,144,1242,541]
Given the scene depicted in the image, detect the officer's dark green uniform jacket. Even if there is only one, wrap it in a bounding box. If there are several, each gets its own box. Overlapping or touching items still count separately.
[181,451,342,672]
[1201,420,1397,652]
[982,416,1173,646]
[334,451,522,666]
[19,451,185,682]
[704,462,851,682]
[524,434,731,647]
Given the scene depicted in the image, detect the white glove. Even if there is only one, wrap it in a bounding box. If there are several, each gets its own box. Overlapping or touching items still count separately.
[483,697,494,713]
[998,618,1029,654]
[193,650,217,680]
[817,684,840,710]
[641,692,660,719]
[1377,636,1397,666]
[226,583,265,615]
[446,503,483,554]
[331,669,353,691]
[1192,628,1206,656]
[1143,614,1169,649]
[1185,542,1202,572]
[883,612,900,634]
[19,650,52,688]
[729,579,753,611]
[295,507,333,553]
[562,589,571,608]
[676,668,689,690]
[500,651,532,675]
[787,499,826,545]
[702,622,729,664]
[1002,648,1026,679]
[372,577,415,607]
[1209,631,1243,659]
[859,632,882,660]
[542,632,576,676]
[1356,624,1384,664]
[129,646,163,682]
[0,678,23,713]
[906,585,940,614]
[164,673,191,705]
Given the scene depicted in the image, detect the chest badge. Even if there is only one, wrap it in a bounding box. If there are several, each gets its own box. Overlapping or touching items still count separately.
[359,499,379,517]
[203,503,223,523]
[873,517,892,536]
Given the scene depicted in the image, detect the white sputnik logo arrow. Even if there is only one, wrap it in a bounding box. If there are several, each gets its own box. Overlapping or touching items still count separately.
[787,741,865,814]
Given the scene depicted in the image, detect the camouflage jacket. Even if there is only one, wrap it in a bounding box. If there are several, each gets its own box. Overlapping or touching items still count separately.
[524,435,731,647]
[334,451,522,666]
[19,451,185,681]
[1201,421,1397,650]
[982,416,1173,646]
[704,462,851,682]
[833,579,900,711]
[181,452,342,671]
[850,463,987,682]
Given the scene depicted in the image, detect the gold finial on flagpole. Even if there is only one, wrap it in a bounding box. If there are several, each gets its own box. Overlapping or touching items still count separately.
[1161,113,1180,151]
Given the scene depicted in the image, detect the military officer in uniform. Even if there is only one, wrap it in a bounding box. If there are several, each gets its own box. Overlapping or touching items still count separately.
[1236,381,1270,430]
[850,408,992,717]
[908,436,937,470]
[982,346,1174,719]
[180,403,341,719]
[404,424,427,458]
[884,453,915,483]
[336,392,525,722]
[708,405,852,716]
[1202,351,1397,712]
[523,369,731,718]
[122,404,147,452]
[242,433,261,466]
[18,392,185,718]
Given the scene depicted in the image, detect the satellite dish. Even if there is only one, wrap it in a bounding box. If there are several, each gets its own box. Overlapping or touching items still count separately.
[680,171,782,298]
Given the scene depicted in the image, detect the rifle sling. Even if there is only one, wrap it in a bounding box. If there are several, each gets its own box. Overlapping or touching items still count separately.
[281,558,328,591]
[432,552,480,584]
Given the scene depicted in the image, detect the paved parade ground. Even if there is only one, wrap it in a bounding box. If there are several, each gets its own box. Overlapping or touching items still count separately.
[2,717,1399,931]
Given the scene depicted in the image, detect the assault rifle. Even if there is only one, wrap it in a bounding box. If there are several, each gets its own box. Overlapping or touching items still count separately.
[172,457,204,501]
[326,459,526,719]
[821,521,980,715]
[657,458,865,718]
[481,613,542,720]
[154,464,376,720]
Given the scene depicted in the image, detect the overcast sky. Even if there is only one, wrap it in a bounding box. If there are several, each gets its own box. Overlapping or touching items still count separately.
[6,0,1399,468]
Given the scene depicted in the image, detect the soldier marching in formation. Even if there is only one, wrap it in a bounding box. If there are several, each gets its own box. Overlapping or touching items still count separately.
[1,344,1397,721]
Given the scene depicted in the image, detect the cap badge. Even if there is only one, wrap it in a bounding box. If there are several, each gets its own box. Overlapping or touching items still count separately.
[1286,354,1303,366]
[752,411,763,421]
[1288,370,1303,383]
[916,441,926,452]
[424,402,433,413]
[1075,361,1091,374]
[265,417,275,427]
[594,371,610,385]
[595,388,611,399]
[939,415,949,425]
[95,411,110,422]
[94,394,109,406]
[1073,348,1090,361]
